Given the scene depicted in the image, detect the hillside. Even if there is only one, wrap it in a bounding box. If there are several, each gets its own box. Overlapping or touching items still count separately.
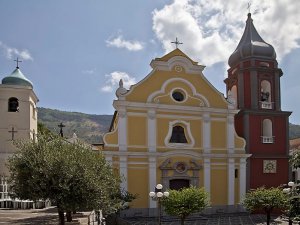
[37,107,113,144]
[38,107,300,144]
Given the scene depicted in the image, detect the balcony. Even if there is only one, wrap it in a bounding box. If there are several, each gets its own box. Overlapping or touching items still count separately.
[260,101,273,109]
[261,136,274,144]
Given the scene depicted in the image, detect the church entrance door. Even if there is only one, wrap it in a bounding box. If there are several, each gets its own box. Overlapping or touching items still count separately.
[169,179,190,190]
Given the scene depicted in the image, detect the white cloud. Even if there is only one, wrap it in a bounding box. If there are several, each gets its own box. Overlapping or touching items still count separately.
[101,71,136,92]
[82,69,96,75]
[0,41,33,61]
[152,0,300,67]
[106,35,144,51]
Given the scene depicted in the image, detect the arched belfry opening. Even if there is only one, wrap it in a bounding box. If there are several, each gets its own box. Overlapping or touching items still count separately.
[169,125,187,143]
[8,97,19,112]
[260,80,272,109]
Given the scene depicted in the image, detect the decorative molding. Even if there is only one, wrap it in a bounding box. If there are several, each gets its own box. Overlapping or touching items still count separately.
[150,55,205,74]
[263,160,277,173]
[147,78,209,107]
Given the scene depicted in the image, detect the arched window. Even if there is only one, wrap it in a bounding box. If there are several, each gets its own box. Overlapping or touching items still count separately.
[262,119,274,143]
[169,125,187,143]
[8,97,19,112]
[260,80,271,101]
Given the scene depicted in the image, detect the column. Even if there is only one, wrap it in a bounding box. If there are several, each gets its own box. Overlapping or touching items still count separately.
[105,155,113,166]
[202,113,211,154]
[228,158,235,205]
[119,156,128,191]
[147,109,156,152]
[227,115,234,154]
[204,159,211,194]
[239,158,247,203]
[118,108,127,152]
[148,156,157,208]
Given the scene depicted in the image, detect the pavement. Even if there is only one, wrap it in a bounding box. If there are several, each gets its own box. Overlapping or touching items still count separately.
[122,214,291,225]
[0,207,89,225]
[0,208,294,225]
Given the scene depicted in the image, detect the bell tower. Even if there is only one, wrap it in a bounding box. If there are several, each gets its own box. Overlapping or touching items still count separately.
[224,13,291,189]
[0,65,38,201]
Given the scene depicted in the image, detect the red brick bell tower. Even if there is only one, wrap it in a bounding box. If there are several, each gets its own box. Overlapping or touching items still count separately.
[224,13,291,190]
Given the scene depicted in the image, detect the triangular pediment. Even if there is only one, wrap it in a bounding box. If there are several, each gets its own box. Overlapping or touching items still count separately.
[155,48,198,65]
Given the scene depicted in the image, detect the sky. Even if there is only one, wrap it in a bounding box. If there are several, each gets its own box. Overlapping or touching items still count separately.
[0,0,299,124]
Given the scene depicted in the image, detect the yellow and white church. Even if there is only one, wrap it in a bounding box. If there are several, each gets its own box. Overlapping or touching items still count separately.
[103,48,250,215]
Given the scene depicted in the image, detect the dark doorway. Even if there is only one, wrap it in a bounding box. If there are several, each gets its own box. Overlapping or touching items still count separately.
[169,179,190,190]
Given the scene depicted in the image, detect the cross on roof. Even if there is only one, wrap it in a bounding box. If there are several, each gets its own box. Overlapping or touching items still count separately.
[8,127,17,141]
[58,122,65,137]
[14,58,22,69]
[171,37,183,49]
[247,2,251,14]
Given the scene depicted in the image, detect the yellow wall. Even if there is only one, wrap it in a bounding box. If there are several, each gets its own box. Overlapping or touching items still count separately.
[127,166,148,208]
[211,168,228,205]
[211,121,226,149]
[127,116,147,147]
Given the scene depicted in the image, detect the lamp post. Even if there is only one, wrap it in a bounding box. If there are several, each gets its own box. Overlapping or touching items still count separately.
[149,184,169,225]
[283,181,300,225]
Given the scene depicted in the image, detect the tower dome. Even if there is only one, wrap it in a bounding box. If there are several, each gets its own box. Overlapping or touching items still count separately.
[228,13,276,67]
[2,67,33,88]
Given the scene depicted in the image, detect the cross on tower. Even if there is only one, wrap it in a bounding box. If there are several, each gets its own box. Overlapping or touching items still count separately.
[58,122,65,137]
[8,127,18,141]
[14,58,22,69]
[171,37,183,49]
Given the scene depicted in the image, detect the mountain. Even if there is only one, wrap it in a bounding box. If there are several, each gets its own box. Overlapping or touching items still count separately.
[38,107,300,144]
[37,107,113,144]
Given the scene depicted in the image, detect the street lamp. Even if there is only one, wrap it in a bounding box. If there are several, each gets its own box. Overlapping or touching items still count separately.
[283,181,300,225]
[149,184,169,225]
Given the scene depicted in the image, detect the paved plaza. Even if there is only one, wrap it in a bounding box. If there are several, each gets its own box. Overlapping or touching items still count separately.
[0,208,294,225]
[123,214,290,225]
[0,207,89,225]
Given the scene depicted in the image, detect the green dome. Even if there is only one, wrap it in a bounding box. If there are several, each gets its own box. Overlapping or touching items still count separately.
[2,68,33,88]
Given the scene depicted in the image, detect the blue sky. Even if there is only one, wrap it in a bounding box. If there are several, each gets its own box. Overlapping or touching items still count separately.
[0,0,299,125]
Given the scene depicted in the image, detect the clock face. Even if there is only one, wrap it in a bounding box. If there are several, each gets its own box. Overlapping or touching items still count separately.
[263,160,276,173]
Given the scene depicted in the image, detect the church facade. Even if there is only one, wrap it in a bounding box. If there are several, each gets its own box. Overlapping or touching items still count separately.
[102,13,291,215]
[103,48,249,215]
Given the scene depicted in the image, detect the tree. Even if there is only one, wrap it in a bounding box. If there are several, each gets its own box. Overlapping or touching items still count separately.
[291,150,300,170]
[243,187,288,225]
[161,187,209,225]
[8,135,121,225]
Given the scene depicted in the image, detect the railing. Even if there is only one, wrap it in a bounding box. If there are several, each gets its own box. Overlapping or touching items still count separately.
[261,136,274,144]
[260,101,273,109]
[88,210,105,225]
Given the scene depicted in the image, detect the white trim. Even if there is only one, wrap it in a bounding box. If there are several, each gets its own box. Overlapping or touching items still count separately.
[203,113,211,153]
[204,159,211,194]
[239,158,247,203]
[114,100,239,115]
[148,156,157,208]
[119,156,128,191]
[164,120,195,148]
[101,150,252,159]
[150,55,205,74]
[118,108,127,152]
[147,78,209,107]
[228,158,235,205]
[148,109,156,152]
[227,115,235,154]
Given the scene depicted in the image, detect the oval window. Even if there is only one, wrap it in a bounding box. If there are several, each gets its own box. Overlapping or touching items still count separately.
[172,91,185,102]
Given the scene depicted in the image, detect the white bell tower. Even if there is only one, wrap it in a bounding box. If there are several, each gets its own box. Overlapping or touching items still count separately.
[0,64,38,200]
